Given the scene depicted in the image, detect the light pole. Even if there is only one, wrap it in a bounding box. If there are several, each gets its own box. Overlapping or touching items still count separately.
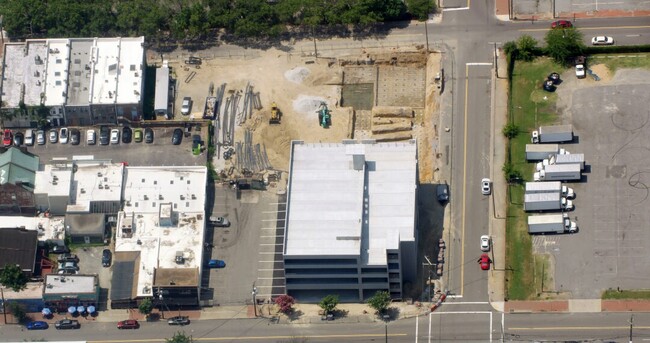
[158,288,165,319]
[629,314,634,343]
[251,287,258,317]
[382,314,390,343]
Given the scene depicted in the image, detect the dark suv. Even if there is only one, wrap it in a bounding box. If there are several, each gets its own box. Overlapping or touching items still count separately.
[99,126,110,145]
[122,126,132,143]
[102,249,112,267]
[55,319,80,330]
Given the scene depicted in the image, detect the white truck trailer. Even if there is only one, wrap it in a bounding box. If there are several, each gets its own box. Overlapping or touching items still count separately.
[524,181,575,198]
[531,125,574,144]
[526,144,561,161]
[524,192,573,212]
[536,153,585,171]
[527,213,578,234]
[534,164,582,182]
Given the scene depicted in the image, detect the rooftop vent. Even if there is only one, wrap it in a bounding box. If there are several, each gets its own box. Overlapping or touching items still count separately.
[97,172,102,177]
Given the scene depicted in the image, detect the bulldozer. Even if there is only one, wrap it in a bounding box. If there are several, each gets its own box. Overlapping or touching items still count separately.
[269,102,281,124]
[317,102,331,128]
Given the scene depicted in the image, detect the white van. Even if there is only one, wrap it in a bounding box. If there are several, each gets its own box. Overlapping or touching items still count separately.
[87,129,96,145]
[24,129,34,146]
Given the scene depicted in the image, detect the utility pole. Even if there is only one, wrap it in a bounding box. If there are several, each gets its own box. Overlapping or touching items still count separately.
[252,287,258,317]
[1,287,6,324]
[494,42,499,79]
[424,21,429,52]
[629,314,634,343]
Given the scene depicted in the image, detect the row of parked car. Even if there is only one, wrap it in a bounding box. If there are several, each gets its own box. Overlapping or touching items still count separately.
[1,126,157,147]
[26,315,191,331]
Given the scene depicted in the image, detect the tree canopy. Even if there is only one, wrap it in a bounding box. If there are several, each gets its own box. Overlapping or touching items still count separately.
[318,294,339,314]
[544,27,585,66]
[138,298,153,316]
[167,331,193,343]
[0,264,28,292]
[367,291,391,314]
[0,0,433,41]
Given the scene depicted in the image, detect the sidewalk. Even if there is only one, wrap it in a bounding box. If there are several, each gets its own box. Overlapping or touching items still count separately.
[494,0,650,21]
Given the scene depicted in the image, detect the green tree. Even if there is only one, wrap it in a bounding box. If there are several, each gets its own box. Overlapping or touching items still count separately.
[166,331,193,343]
[544,28,585,66]
[516,35,538,61]
[138,298,153,317]
[502,123,519,139]
[318,294,339,314]
[502,163,523,183]
[7,302,28,324]
[502,41,518,59]
[0,264,28,292]
[407,0,436,21]
[367,290,391,314]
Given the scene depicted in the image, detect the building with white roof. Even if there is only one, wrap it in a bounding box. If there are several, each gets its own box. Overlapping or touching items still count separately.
[283,140,417,302]
[112,166,207,308]
[0,36,145,127]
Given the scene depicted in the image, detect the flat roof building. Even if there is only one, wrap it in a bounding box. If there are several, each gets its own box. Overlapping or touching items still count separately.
[283,140,418,302]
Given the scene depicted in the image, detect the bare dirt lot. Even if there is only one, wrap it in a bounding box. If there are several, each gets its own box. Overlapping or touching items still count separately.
[160,48,440,186]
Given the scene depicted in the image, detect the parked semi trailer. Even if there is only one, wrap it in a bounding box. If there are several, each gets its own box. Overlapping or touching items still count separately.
[528,213,578,234]
[525,181,575,198]
[534,164,582,182]
[536,153,585,171]
[531,125,574,144]
[524,192,573,212]
[526,144,569,161]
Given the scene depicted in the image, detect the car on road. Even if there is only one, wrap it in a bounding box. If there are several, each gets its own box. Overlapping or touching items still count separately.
[70,129,80,145]
[481,178,491,195]
[117,319,139,329]
[144,128,154,143]
[102,249,112,267]
[551,20,572,29]
[13,132,24,146]
[59,128,69,144]
[122,126,132,143]
[480,235,490,252]
[591,36,614,45]
[110,129,120,144]
[167,316,190,326]
[134,129,143,143]
[209,216,230,227]
[58,253,79,263]
[3,129,13,146]
[37,130,46,145]
[181,97,192,115]
[51,244,69,254]
[207,259,226,268]
[172,128,183,145]
[479,254,491,270]
[25,129,35,146]
[436,183,449,203]
[99,126,110,145]
[87,129,96,145]
[55,319,80,330]
[49,129,58,143]
[26,321,49,330]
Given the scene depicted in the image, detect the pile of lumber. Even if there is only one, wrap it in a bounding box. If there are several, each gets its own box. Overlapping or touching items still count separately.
[370,106,414,141]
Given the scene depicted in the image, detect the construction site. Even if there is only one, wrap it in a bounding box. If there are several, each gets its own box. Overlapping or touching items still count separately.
[157,47,443,189]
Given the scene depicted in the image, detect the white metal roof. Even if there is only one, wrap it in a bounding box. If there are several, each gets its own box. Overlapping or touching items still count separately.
[44,39,70,106]
[34,164,73,197]
[1,41,48,107]
[67,162,124,212]
[90,38,120,105]
[154,64,170,111]
[285,140,417,266]
[44,274,96,295]
[116,37,144,105]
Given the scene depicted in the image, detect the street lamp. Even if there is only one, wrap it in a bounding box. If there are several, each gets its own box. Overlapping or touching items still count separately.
[382,314,390,343]
[251,287,258,317]
[158,288,165,319]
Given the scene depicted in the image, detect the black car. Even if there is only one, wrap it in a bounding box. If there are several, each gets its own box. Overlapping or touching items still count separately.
[55,319,80,330]
[58,253,79,263]
[172,128,183,145]
[122,126,132,143]
[99,126,110,145]
[70,129,80,145]
[13,132,24,146]
[51,245,70,254]
[167,316,190,326]
[144,128,154,143]
[102,249,112,267]
[436,183,449,203]
[542,79,556,92]
[547,72,561,84]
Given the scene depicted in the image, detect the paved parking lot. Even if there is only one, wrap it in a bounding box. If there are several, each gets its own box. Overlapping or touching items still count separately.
[74,246,112,310]
[534,69,650,298]
[22,126,207,167]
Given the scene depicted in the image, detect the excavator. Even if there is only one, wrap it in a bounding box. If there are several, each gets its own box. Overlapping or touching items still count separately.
[269,102,281,124]
[317,102,331,128]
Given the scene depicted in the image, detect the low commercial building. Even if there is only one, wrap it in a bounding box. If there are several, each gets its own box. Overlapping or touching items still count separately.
[0,227,38,276]
[65,213,106,244]
[42,274,100,312]
[283,140,418,302]
[112,166,207,309]
[0,147,39,215]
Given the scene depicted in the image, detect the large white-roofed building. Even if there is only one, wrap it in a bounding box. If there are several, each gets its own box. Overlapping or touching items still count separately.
[112,166,207,308]
[283,140,418,302]
[0,36,145,127]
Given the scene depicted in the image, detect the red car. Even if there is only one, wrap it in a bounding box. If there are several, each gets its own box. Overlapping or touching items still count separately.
[117,319,139,329]
[3,129,13,147]
[551,20,572,29]
[479,254,491,270]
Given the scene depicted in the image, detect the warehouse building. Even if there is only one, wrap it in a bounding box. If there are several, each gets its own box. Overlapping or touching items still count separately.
[283,140,418,302]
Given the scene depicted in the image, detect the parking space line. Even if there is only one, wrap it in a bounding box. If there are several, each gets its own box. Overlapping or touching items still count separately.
[269,203,287,206]
[257,269,282,271]
[260,235,284,238]
[258,277,285,280]
[259,252,283,254]
[263,210,286,213]
[258,260,282,263]
[262,219,285,222]
[260,243,283,246]
[260,227,278,230]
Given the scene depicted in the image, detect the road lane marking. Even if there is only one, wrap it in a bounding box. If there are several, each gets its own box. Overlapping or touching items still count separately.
[415,314,419,343]
[466,62,492,66]
[444,301,489,304]
[460,64,469,296]
[519,25,650,32]
[89,333,408,342]
[443,7,469,11]
[510,325,650,330]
